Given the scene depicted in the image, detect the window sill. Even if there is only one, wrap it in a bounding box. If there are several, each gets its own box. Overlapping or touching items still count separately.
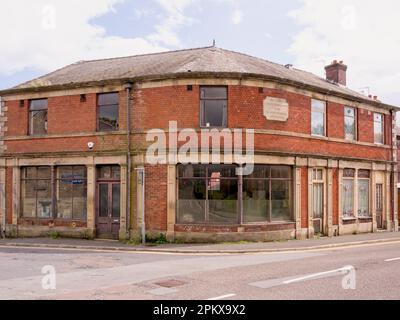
[342,217,357,221]
[20,217,87,222]
[175,221,295,227]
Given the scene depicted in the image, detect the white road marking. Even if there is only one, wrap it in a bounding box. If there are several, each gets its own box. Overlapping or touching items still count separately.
[207,294,236,300]
[284,266,351,284]
[385,257,400,262]
[250,266,353,289]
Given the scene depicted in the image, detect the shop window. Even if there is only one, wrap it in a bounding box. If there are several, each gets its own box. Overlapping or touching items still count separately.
[200,87,227,128]
[177,164,293,225]
[311,99,326,137]
[29,99,48,136]
[21,167,51,218]
[21,166,87,220]
[97,93,119,132]
[358,170,370,217]
[342,169,355,218]
[56,166,87,220]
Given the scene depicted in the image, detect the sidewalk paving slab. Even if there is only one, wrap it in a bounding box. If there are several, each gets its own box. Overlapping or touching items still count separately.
[0,232,399,254]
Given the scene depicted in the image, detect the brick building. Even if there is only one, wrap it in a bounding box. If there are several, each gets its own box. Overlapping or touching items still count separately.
[0,46,398,242]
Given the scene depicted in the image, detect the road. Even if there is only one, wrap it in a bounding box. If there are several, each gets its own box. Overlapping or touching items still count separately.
[0,241,399,300]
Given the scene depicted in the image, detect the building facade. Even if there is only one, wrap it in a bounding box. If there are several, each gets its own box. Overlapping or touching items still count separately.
[0,47,398,242]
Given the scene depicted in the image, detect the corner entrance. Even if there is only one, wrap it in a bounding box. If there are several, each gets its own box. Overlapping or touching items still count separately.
[96,165,121,239]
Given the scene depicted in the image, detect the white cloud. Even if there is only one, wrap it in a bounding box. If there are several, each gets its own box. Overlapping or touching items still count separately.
[147,0,197,47]
[231,9,243,25]
[0,0,165,75]
[288,0,400,105]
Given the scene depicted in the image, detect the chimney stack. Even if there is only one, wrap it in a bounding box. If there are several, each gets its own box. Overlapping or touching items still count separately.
[325,60,347,86]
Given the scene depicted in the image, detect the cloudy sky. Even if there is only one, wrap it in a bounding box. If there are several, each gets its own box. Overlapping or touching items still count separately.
[0,0,399,106]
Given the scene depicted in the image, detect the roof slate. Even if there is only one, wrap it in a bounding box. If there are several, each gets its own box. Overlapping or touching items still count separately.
[4,46,396,108]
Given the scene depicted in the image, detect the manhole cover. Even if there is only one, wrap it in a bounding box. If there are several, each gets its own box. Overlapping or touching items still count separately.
[155,279,186,288]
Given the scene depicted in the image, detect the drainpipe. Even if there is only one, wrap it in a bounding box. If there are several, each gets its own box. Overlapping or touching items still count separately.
[0,96,5,239]
[391,109,399,231]
[124,82,133,239]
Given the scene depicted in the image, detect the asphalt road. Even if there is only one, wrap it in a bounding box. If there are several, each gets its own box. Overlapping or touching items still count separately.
[0,242,399,300]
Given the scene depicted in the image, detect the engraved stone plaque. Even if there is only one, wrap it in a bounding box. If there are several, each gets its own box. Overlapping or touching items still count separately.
[263,97,289,122]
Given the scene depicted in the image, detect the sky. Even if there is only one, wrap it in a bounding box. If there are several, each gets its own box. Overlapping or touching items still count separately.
[0,0,399,106]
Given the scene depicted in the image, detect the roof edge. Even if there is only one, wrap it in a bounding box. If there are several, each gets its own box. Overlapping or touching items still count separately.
[0,71,399,111]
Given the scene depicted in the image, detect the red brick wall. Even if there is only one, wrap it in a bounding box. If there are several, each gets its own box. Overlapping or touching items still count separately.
[5,85,392,162]
[145,164,168,231]
[301,167,308,229]
[48,94,97,134]
[327,101,344,139]
[6,100,28,136]
[358,109,374,143]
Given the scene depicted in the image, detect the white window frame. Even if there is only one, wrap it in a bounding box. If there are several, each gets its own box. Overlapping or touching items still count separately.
[357,177,371,218]
[311,99,326,137]
[344,106,357,141]
[374,113,384,145]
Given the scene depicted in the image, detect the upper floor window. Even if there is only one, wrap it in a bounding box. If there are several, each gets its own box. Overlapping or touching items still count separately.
[29,99,48,136]
[344,107,357,141]
[311,99,326,137]
[200,87,227,128]
[97,93,119,132]
[374,113,384,144]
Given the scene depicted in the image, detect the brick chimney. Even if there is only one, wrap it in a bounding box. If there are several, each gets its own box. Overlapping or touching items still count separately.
[325,60,347,86]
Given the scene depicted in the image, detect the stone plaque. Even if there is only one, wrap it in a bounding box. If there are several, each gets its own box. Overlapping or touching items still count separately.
[263,97,289,122]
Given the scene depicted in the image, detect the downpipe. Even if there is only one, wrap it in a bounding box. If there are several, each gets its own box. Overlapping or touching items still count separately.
[124,83,133,240]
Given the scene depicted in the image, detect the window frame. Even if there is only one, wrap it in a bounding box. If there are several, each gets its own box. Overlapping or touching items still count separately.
[176,164,294,225]
[29,99,48,136]
[342,169,355,219]
[20,166,87,221]
[373,113,385,145]
[311,99,327,137]
[56,166,88,220]
[97,92,120,132]
[199,86,228,128]
[344,106,357,141]
[357,170,371,218]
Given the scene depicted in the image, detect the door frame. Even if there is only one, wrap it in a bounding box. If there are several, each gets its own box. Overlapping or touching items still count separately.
[95,165,121,239]
[311,168,327,236]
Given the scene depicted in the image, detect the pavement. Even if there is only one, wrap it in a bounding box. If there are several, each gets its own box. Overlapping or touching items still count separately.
[0,231,400,254]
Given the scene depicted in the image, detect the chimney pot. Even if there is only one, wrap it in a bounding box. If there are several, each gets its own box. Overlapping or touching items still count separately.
[325,60,348,86]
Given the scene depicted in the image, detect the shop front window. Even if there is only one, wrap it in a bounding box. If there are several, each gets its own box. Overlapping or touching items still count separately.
[177,164,293,225]
[21,166,87,220]
[358,170,370,218]
[56,166,87,220]
[342,169,355,218]
[21,167,52,218]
